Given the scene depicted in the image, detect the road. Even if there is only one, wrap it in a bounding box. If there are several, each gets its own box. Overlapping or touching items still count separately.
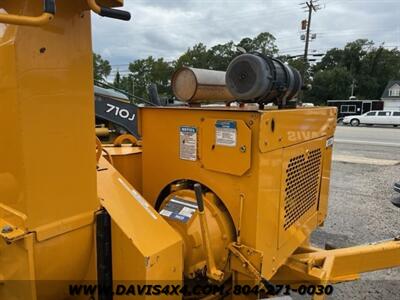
[333,126,400,162]
[335,126,400,147]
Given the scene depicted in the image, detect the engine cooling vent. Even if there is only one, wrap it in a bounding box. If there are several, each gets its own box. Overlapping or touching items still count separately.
[283,149,322,230]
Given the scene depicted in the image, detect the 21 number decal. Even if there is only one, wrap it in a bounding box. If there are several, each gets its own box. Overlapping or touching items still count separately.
[106,104,135,121]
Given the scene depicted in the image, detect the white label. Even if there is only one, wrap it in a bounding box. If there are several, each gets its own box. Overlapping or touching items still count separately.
[159,209,172,217]
[216,120,237,147]
[179,206,196,218]
[326,137,334,148]
[180,126,197,161]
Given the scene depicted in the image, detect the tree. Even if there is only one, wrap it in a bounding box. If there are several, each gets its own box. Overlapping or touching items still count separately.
[128,56,173,98]
[237,32,278,56]
[307,40,400,102]
[174,43,211,69]
[93,53,111,81]
[307,67,353,104]
[174,32,279,71]
[113,70,121,89]
[208,41,237,70]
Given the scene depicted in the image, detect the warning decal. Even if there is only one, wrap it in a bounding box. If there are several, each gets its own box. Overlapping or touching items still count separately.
[159,197,198,223]
[216,120,237,147]
[180,126,197,161]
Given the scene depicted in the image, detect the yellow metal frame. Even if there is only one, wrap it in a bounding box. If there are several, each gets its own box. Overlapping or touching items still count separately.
[272,238,400,299]
[0,12,53,26]
[276,238,400,283]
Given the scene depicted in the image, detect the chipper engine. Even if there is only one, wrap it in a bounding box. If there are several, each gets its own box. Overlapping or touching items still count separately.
[0,1,399,300]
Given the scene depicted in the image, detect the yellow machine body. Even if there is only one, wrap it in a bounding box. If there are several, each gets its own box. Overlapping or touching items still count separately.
[1,1,400,299]
[139,106,336,282]
[0,2,98,299]
[0,1,182,299]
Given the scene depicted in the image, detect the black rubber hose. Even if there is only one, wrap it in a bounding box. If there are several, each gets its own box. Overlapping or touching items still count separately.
[100,7,131,21]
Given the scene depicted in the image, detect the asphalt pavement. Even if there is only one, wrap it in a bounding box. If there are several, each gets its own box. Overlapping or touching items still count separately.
[334,125,400,162]
[335,125,400,147]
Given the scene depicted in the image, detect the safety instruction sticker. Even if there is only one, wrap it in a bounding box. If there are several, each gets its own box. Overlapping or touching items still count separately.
[180,126,197,161]
[159,197,198,223]
[216,120,237,147]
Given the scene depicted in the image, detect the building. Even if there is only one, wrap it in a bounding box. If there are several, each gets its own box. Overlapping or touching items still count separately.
[381,80,400,111]
[327,99,383,121]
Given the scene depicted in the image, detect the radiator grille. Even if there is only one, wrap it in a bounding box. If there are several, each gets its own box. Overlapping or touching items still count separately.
[283,149,322,230]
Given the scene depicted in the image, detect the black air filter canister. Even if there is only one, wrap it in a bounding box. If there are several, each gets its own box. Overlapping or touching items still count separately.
[225,53,302,105]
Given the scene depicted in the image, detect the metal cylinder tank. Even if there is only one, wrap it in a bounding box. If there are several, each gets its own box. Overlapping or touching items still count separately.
[225,53,302,104]
[172,67,235,103]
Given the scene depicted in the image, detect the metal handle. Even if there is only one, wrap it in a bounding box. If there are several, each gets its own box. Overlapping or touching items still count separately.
[87,0,131,21]
[194,183,204,212]
[193,183,224,282]
[0,0,55,26]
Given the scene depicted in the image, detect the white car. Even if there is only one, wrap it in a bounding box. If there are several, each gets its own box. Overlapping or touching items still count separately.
[343,110,400,127]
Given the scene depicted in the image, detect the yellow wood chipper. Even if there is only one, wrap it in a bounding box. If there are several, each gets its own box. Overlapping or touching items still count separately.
[0,1,399,300]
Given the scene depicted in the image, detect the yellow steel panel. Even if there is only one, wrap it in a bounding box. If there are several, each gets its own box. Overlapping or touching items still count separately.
[278,138,325,249]
[140,107,258,232]
[0,234,37,300]
[97,158,183,286]
[141,106,336,281]
[0,0,98,230]
[103,146,143,192]
[33,225,95,299]
[1,1,109,299]
[259,108,337,152]
[201,118,251,176]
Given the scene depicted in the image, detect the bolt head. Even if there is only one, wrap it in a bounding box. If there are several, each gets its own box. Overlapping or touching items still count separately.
[1,225,13,234]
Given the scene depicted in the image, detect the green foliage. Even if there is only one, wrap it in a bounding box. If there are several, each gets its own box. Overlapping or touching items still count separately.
[93,53,111,81]
[174,32,278,71]
[237,32,278,55]
[174,43,212,69]
[307,40,400,102]
[113,70,121,87]
[307,67,353,104]
[128,56,173,98]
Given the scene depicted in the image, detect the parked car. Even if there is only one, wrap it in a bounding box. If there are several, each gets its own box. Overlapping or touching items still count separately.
[343,110,400,127]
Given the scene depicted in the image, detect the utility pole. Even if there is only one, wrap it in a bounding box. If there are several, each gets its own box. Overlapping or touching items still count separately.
[350,79,356,98]
[301,0,321,63]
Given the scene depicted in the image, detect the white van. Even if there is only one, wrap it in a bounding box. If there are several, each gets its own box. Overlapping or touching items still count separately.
[343,111,400,127]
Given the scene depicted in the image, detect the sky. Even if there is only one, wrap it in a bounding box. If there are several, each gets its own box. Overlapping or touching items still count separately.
[92,0,400,76]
